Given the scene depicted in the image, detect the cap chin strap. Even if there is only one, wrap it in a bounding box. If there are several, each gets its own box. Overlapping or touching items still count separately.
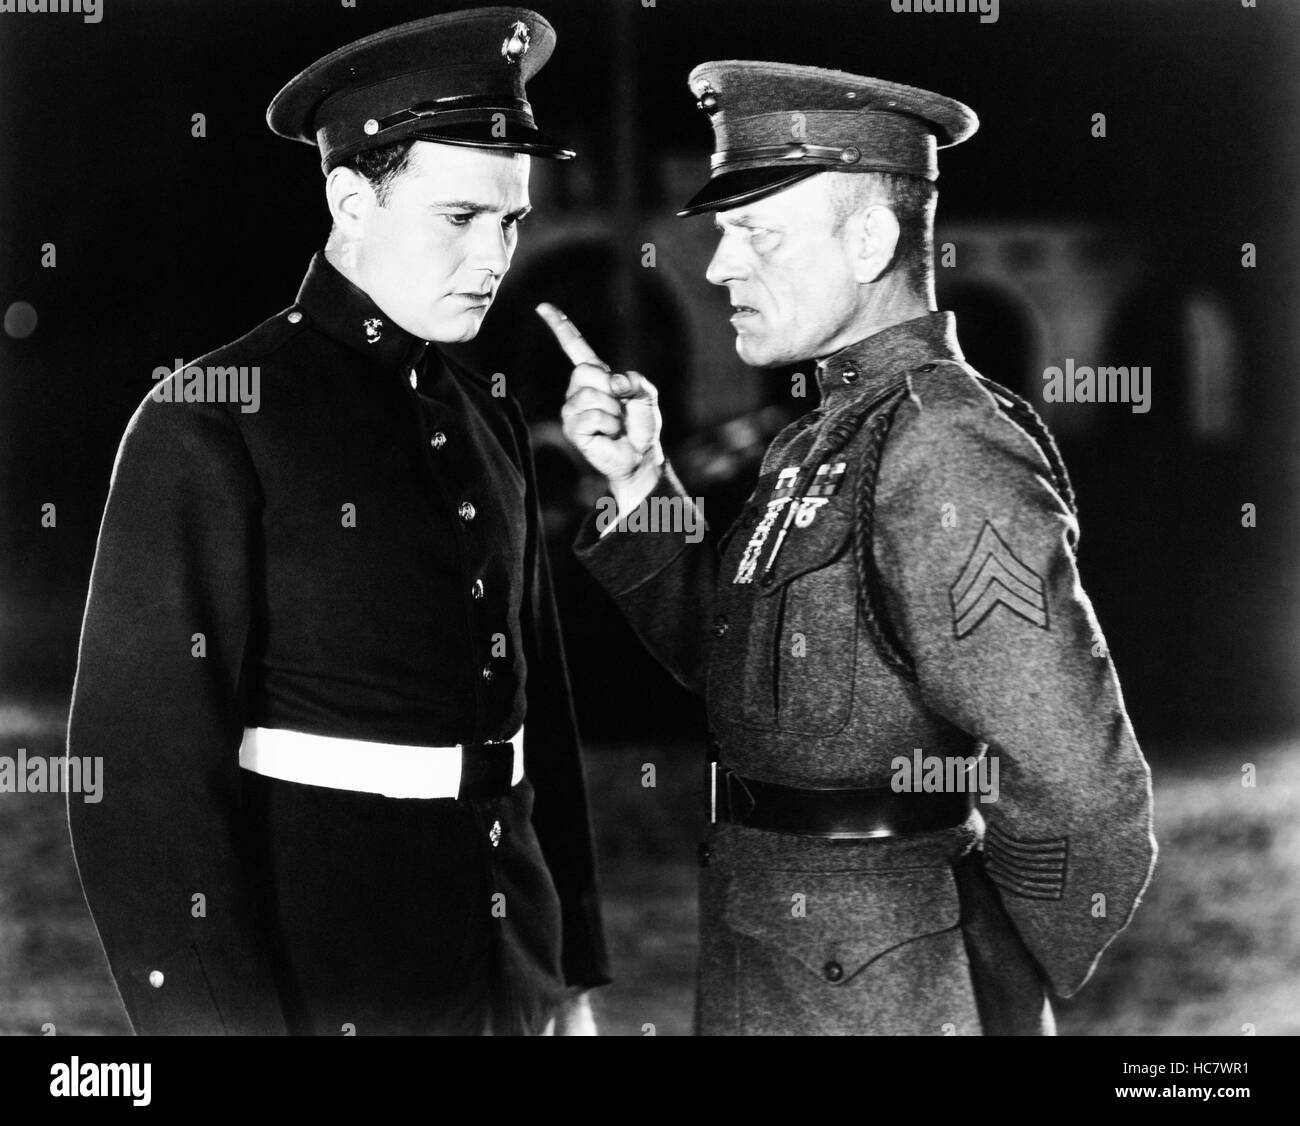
[371,94,534,136]
[711,142,863,169]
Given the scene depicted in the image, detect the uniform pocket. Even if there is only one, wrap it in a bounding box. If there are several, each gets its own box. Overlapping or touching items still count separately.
[710,501,857,736]
[721,865,979,1035]
[765,520,857,735]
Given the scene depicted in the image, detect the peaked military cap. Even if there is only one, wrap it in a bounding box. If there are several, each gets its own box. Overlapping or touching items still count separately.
[678,60,978,217]
[267,6,574,173]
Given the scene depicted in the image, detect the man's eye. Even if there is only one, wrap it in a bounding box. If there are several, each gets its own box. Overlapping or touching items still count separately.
[503,214,527,230]
[444,213,475,227]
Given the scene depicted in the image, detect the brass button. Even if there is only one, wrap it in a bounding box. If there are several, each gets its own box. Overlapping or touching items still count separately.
[824,961,844,983]
[712,614,728,638]
[459,501,476,522]
[286,310,302,324]
[841,367,858,385]
[409,371,418,389]
[430,431,447,451]
[148,970,165,989]
[482,663,495,683]
[363,118,379,135]
[471,579,485,600]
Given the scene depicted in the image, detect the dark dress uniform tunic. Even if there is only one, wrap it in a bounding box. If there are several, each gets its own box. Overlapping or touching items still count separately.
[575,311,1156,1035]
[67,253,609,1035]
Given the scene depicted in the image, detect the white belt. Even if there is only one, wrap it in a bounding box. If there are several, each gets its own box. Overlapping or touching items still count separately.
[238,726,524,799]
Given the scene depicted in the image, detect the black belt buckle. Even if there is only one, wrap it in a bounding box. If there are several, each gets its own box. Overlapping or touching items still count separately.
[457,740,515,800]
[712,766,756,826]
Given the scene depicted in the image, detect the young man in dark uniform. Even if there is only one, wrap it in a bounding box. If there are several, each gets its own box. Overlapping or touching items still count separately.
[67,8,607,1036]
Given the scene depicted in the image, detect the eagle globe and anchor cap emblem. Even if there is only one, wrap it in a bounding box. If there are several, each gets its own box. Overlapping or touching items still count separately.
[363,317,383,344]
[501,20,531,65]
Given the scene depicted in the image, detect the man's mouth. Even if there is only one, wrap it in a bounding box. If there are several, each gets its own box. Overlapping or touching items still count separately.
[454,292,493,308]
[730,303,759,320]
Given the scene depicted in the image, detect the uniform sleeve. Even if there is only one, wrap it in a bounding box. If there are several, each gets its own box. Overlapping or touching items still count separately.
[873,370,1157,998]
[572,464,718,696]
[66,392,288,1034]
[509,408,611,989]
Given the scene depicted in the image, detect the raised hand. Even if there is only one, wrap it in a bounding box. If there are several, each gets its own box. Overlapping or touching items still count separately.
[538,302,664,491]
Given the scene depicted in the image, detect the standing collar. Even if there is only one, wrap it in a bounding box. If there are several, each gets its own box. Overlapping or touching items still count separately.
[293,252,430,374]
[814,311,964,405]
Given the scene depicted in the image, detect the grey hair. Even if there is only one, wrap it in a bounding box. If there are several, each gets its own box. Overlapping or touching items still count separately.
[824,171,937,294]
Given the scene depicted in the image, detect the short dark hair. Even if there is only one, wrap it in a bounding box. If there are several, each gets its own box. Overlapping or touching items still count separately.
[342,140,417,205]
[827,171,937,295]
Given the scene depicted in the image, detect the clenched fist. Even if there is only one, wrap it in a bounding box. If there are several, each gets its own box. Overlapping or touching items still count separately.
[537,302,665,512]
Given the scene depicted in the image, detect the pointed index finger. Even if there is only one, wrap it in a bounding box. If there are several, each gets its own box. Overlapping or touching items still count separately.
[536,302,607,369]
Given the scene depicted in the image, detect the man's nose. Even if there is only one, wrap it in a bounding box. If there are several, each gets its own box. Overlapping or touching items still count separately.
[705,232,745,287]
[470,220,512,277]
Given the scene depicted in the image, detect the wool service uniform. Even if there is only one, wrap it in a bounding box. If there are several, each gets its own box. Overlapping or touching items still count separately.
[574,61,1156,1036]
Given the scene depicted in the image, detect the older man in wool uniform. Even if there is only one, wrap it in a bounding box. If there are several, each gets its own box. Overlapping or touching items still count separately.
[543,60,1156,1035]
[67,8,608,1036]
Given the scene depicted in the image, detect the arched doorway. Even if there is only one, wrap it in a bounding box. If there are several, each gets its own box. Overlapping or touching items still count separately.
[936,278,1039,399]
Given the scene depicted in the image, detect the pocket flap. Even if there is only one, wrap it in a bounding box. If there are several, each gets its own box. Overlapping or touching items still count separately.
[723,867,960,983]
[758,506,852,593]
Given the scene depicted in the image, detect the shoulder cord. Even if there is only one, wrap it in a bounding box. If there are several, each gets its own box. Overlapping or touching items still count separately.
[784,377,915,679]
[850,385,919,679]
[972,375,1080,538]
[848,369,1080,680]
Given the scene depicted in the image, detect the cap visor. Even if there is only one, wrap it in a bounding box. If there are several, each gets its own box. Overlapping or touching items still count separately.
[676,166,824,217]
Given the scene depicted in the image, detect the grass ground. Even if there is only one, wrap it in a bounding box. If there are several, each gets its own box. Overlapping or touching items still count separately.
[2,698,1297,1035]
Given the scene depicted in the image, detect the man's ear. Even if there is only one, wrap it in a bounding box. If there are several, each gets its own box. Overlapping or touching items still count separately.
[325,166,375,240]
[850,203,901,285]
